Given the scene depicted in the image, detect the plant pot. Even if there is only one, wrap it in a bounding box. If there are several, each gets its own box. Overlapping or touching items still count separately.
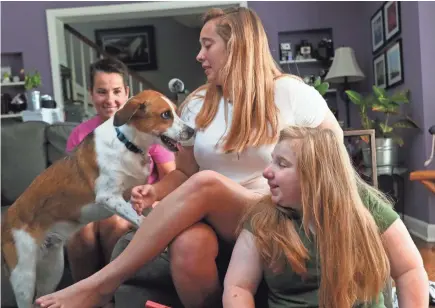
[362,137,399,171]
[26,90,41,111]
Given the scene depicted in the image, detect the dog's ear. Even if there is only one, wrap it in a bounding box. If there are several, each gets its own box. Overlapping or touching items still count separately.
[113,99,146,127]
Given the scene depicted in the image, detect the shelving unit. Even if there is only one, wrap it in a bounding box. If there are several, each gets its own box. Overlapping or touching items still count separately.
[277,28,343,121]
[1,113,22,119]
[1,81,25,87]
[279,58,334,65]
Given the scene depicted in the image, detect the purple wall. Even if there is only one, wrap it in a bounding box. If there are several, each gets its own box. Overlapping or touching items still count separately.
[0,1,131,96]
[249,1,368,125]
[418,2,435,222]
[360,1,433,223]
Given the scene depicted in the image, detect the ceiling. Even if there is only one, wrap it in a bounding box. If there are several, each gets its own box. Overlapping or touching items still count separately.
[172,14,203,29]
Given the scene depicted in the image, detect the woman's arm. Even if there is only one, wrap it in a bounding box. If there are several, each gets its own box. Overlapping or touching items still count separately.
[382,219,429,307]
[223,229,263,308]
[153,146,199,201]
[155,161,176,179]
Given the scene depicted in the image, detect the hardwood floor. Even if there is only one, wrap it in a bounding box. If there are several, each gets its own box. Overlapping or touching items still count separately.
[414,237,435,307]
[414,237,435,281]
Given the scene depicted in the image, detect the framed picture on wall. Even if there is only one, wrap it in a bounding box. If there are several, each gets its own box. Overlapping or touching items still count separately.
[373,53,387,89]
[386,39,404,88]
[384,1,401,41]
[95,25,157,71]
[371,8,385,53]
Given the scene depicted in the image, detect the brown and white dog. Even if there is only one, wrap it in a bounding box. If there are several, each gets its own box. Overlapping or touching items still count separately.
[1,90,195,308]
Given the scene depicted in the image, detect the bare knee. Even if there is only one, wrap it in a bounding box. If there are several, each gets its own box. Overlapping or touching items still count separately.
[169,223,219,273]
[67,222,98,257]
[98,216,132,259]
[99,215,132,237]
[189,170,223,192]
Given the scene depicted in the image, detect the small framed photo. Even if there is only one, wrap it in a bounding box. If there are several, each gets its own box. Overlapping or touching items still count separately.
[384,1,401,41]
[371,8,384,53]
[386,39,404,88]
[95,25,157,71]
[373,53,387,89]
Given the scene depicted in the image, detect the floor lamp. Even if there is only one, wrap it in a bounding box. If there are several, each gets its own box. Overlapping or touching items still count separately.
[324,47,365,128]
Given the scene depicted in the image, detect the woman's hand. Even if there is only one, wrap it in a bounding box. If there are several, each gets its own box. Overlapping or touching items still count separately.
[131,185,157,215]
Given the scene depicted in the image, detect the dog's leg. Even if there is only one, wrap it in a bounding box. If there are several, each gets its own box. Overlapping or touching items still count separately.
[96,195,144,228]
[35,237,65,297]
[9,229,38,308]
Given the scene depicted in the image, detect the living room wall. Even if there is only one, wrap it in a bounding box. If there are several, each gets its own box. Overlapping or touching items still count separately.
[251,1,435,226]
[1,1,433,225]
[359,1,435,225]
[0,1,135,96]
[69,17,204,98]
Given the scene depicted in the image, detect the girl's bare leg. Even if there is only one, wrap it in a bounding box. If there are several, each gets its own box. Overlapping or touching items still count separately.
[169,223,221,308]
[35,171,261,308]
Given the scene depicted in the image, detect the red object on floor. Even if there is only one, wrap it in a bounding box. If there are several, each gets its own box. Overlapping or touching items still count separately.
[145,301,171,308]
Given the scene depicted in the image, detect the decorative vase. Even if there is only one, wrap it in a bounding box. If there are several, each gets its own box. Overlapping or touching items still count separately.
[26,90,41,111]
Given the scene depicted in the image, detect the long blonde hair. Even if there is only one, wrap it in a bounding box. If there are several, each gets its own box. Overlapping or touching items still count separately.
[243,126,391,307]
[180,7,285,153]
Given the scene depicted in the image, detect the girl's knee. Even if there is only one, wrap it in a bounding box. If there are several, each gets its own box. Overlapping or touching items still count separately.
[188,170,224,193]
[169,223,219,269]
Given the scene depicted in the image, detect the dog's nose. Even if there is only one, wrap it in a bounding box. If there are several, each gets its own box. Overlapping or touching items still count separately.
[181,126,195,140]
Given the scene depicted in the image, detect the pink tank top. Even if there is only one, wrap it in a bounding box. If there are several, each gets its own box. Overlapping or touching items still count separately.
[66,116,174,184]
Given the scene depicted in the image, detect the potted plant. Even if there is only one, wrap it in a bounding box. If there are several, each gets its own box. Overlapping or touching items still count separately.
[346,86,419,169]
[2,72,11,83]
[22,69,42,110]
[313,77,330,96]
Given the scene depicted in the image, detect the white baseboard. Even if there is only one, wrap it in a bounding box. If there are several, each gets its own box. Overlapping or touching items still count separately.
[403,215,435,242]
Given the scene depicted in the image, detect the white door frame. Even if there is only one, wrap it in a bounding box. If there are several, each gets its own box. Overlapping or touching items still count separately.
[46,1,247,118]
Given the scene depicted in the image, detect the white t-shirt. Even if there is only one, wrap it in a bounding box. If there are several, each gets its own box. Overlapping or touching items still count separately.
[180,76,329,192]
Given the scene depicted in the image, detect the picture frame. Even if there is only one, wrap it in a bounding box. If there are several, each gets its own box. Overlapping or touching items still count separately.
[373,53,387,89]
[384,1,401,42]
[370,8,384,53]
[95,25,157,71]
[386,39,404,88]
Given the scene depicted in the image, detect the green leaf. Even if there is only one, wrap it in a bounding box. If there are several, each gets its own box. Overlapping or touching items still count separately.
[391,135,404,147]
[391,92,409,104]
[345,90,362,105]
[315,83,329,96]
[314,77,321,87]
[372,85,387,98]
[377,97,391,105]
[379,123,393,133]
[372,105,389,112]
[392,118,420,129]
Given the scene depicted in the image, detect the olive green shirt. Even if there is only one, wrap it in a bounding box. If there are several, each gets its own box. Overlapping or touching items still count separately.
[245,192,399,308]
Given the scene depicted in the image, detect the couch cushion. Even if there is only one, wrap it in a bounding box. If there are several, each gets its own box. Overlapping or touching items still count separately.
[1,121,48,204]
[46,122,78,165]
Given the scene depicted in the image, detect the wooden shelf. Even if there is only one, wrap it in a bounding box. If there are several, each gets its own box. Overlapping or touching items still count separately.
[1,81,25,87]
[279,57,334,65]
[1,113,22,119]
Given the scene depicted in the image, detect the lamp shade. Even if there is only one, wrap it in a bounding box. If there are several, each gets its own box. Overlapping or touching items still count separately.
[324,47,365,84]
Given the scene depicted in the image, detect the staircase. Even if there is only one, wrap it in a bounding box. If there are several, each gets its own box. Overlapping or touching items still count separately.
[62,24,160,121]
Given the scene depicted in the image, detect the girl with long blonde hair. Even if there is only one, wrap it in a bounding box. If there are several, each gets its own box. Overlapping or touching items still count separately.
[224,126,428,307]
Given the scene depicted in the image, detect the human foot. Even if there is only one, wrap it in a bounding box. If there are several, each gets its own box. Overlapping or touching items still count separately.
[35,281,113,308]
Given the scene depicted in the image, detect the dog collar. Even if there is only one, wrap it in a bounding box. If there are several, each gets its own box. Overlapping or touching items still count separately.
[115,127,144,155]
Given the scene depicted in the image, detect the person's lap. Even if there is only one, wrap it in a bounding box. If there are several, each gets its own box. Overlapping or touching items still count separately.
[67,215,133,281]
[35,171,268,308]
